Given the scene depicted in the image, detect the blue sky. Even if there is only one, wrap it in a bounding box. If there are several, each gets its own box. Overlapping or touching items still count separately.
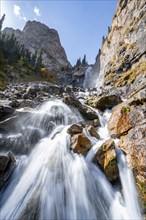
[1,0,118,65]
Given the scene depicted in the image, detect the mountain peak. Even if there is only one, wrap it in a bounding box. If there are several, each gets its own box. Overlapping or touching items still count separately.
[4,20,70,71]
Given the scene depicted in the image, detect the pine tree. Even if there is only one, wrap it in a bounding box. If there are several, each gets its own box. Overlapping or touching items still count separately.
[31,51,37,68]
[108,26,111,33]
[35,49,43,73]
[0,14,6,64]
[102,36,105,44]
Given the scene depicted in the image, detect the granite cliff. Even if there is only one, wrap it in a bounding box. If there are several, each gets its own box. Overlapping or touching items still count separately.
[90,0,146,212]
[95,0,146,97]
[3,20,70,72]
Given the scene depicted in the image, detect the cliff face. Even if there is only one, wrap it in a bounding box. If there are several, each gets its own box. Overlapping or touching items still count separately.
[96,0,146,97]
[3,21,70,71]
[91,0,146,211]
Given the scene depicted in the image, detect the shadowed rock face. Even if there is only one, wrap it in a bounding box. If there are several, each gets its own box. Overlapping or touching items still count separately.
[0,152,16,190]
[3,21,70,71]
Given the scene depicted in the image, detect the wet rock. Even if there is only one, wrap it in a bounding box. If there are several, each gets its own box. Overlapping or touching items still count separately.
[93,139,119,181]
[63,95,100,120]
[23,93,29,99]
[0,151,16,190]
[93,119,101,127]
[71,133,92,155]
[18,189,40,220]
[0,105,15,121]
[67,124,83,135]
[86,119,101,128]
[43,85,64,96]
[0,155,10,173]
[23,127,45,145]
[0,133,26,155]
[0,116,18,133]
[9,100,21,108]
[136,175,146,213]
[86,125,100,139]
[92,95,122,111]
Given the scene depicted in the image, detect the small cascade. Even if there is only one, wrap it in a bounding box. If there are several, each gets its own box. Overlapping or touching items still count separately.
[116,148,143,219]
[86,109,111,162]
[0,99,143,220]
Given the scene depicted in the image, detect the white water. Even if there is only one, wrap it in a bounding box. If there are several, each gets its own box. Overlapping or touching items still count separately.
[0,100,143,220]
[83,66,100,89]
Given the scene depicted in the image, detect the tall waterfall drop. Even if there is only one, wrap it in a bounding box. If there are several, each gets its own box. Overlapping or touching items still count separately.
[0,99,143,220]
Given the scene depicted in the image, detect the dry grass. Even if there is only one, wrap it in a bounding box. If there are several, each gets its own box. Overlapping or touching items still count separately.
[115,61,146,87]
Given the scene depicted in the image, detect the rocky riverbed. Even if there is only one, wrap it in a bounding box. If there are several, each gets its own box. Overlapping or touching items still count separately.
[0,82,145,215]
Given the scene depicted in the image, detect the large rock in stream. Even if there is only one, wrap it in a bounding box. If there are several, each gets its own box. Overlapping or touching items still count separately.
[0,151,16,190]
[63,95,100,123]
[67,124,83,135]
[71,133,92,155]
[86,125,100,139]
[88,94,122,111]
[93,139,119,182]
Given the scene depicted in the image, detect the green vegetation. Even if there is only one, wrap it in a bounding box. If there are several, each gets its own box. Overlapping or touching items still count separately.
[114,25,122,30]
[0,14,57,90]
[115,60,146,87]
[121,106,131,114]
[104,72,115,83]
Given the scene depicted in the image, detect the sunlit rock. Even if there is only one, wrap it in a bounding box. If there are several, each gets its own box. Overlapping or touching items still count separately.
[108,101,144,138]
[67,124,83,135]
[118,123,146,211]
[86,125,100,139]
[93,139,119,181]
[71,133,92,155]
[63,95,100,120]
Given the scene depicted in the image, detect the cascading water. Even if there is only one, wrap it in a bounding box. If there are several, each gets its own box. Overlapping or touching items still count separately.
[0,99,143,220]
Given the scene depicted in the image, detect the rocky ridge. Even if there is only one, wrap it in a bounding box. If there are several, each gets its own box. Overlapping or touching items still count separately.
[0,0,146,217]
[95,0,146,97]
[3,21,70,72]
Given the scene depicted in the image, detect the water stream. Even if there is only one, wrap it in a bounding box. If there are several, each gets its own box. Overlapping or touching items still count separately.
[0,99,143,220]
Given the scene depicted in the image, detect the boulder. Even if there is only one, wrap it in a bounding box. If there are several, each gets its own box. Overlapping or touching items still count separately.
[0,155,10,173]
[0,105,15,121]
[86,125,100,139]
[86,119,101,128]
[93,139,119,181]
[71,133,92,155]
[108,102,144,138]
[0,151,16,190]
[0,116,18,133]
[63,95,100,121]
[67,124,83,135]
[92,95,122,111]
[9,100,21,108]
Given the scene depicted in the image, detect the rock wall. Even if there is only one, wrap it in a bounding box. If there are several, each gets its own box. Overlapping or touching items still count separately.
[3,21,70,72]
[95,0,146,97]
[91,0,146,210]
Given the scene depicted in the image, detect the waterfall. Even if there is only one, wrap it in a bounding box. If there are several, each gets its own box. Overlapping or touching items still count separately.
[0,99,143,220]
[83,66,99,89]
